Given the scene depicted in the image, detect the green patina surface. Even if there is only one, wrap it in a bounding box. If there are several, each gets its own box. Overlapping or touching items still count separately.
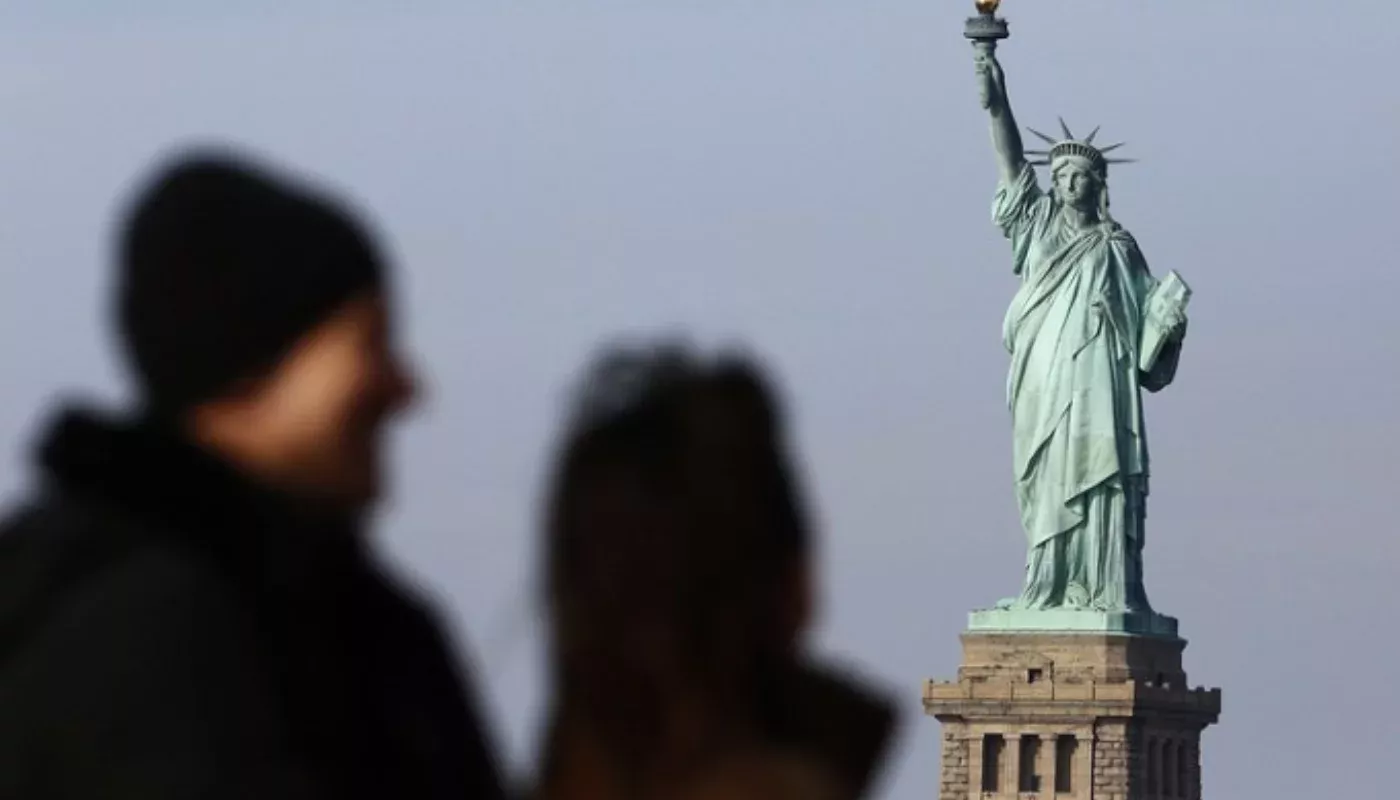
[967,607,1179,638]
[968,26,1192,627]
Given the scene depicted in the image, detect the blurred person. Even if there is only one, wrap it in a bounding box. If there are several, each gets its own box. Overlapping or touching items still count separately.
[0,149,506,799]
[531,343,897,800]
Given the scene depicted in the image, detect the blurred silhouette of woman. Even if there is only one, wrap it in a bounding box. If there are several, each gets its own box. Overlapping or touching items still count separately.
[532,343,895,800]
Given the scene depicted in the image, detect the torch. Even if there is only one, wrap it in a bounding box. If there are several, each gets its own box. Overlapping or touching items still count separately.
[964,0,1009,51]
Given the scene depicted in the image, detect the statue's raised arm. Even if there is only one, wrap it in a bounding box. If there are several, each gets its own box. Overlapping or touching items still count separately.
[973,45,1025,185]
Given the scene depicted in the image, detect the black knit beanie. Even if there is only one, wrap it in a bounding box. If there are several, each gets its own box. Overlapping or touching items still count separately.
[115,148,386,415]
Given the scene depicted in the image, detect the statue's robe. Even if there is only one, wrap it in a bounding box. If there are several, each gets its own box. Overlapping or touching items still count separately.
[993,164,1181,611]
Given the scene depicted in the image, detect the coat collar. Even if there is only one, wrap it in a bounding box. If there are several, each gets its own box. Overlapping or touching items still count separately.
[33,404,366,584]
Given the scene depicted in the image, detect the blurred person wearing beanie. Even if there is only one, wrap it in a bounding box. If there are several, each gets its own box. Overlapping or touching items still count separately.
[0,147,507,799]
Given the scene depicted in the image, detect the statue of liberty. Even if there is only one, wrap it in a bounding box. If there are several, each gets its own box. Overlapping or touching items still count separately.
[972,43,1191,614]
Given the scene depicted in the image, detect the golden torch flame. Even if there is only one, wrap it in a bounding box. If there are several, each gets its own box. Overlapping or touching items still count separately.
[975,0,1001,14]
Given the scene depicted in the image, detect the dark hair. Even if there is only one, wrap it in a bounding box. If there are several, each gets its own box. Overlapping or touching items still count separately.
[545,342,808,595]
[538,341,814,773]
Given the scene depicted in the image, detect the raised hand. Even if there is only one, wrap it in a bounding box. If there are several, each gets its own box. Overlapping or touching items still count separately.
[973,47,1005,111]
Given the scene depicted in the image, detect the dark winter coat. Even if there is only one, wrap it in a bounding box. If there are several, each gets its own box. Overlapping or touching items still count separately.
[0,408,507,800]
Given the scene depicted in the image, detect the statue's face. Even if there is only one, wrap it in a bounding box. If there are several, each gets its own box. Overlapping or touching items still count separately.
[1052,159,1099,211]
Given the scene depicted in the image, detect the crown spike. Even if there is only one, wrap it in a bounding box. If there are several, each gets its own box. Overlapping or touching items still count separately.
[1031,121,1136,172]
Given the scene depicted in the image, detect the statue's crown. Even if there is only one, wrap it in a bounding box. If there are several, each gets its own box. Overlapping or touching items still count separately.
[1024,118,1134,176]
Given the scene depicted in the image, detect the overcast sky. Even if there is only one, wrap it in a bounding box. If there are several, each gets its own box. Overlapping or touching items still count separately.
[0,1,1395,797]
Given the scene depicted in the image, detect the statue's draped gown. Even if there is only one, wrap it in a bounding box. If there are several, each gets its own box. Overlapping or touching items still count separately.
[993,164,1180,611]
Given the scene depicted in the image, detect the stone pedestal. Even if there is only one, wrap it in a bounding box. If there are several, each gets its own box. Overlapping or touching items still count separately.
[923,631,1220,799]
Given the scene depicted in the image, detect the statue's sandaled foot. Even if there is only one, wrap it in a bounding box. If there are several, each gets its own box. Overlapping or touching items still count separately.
[1063,583,1090,609]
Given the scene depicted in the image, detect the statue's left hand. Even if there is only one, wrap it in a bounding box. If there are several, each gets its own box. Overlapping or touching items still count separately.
[1160,309,1188,341]
[1169,314,1188,340]
[1147,287,1188,340]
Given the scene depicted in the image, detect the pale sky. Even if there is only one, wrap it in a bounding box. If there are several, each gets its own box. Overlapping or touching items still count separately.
[0,2,1395,798]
